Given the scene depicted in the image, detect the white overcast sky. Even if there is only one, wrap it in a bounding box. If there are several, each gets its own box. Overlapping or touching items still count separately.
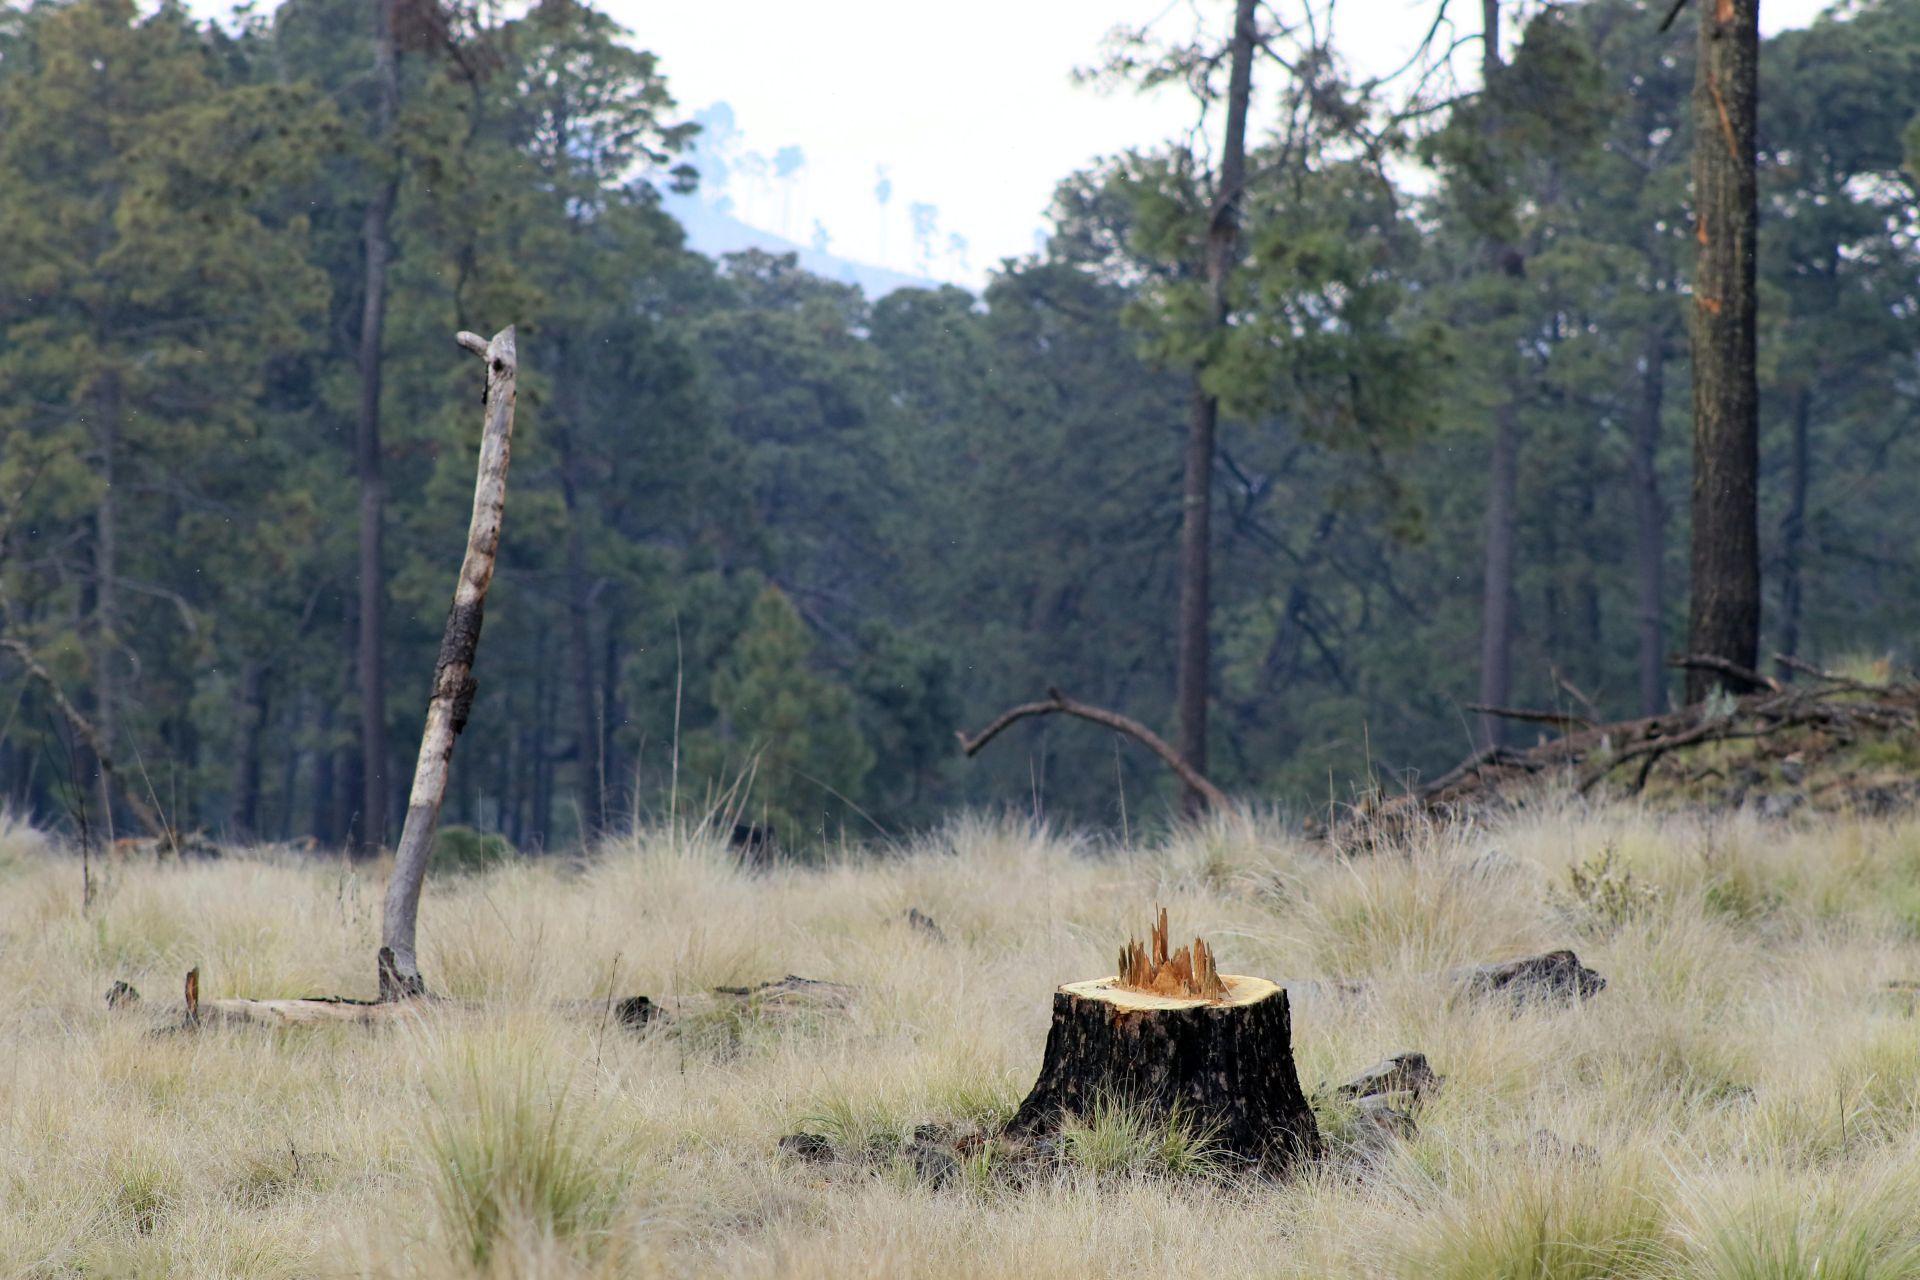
[189,0,1839,285]
[609,0,1834,284]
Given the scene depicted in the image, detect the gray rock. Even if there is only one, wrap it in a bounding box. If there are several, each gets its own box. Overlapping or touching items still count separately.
[904,1138,961,1187]
[776,1132,834,1163]
[1351,1093,1418,1154]
[906,907,947,942]
[1455,950,1604,1006]
[1334,1051,1443,1103]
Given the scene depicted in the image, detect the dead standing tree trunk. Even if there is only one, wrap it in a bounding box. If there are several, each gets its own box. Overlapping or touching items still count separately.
[378,327,518,1001]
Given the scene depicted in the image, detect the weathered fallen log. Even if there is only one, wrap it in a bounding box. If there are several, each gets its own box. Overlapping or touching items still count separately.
[1003,909,1318,1171]
[106,970,835,1032]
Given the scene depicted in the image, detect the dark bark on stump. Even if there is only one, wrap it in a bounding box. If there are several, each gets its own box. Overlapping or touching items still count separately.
[1005,977,1319,1172]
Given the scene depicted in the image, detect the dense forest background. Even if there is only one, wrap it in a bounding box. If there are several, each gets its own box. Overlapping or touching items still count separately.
[1,0,1916,849]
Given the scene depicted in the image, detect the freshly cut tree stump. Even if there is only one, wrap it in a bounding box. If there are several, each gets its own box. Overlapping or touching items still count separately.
[1005,910,1319,1171]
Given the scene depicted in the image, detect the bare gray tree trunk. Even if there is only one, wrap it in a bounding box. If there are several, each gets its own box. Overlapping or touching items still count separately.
[1174,0,1257,813]
[379,328,519,1001]
[356,0,400,856]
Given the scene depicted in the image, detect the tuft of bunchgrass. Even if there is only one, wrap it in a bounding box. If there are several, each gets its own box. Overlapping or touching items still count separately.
[1059,1099,1226,1180]
[1670,1156,1920,1280]
[1390,1151,1670,1280]
[420,1029,628,1270]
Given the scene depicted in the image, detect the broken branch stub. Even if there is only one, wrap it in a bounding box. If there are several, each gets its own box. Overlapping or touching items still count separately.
[379,326,518,1001]
[957,687,1230,812]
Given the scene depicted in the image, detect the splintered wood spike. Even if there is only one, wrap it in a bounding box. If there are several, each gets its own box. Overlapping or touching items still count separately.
[1115,906,1228,1000]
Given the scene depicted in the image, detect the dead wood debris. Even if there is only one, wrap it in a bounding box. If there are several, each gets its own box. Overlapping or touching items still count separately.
[1339,655,1919,841]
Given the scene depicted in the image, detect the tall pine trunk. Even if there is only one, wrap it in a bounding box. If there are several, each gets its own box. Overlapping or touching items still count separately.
[1473,0,1520,752]
[1477,403,1518,747]
[564,497,604,834]
[1777,385,1811,662]
[228,659,267,838]
[1174,0,1256,810]
[1632,326,1670,715]
[92,403,121,830]
[1684,0,1762,701]
[355,0,400,854]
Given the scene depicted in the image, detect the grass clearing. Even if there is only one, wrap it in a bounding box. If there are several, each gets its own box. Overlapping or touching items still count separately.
[7,800,1920,1275]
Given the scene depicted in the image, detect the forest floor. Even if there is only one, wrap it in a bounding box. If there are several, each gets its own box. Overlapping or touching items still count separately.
[10,799,1920,1278]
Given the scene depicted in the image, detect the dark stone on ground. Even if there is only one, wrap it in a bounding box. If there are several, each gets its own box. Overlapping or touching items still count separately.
[1352,1093,1419,1149]
[614,995,660,1027]
[1333,1051,1443,1103]
[777,1132,835,1163]
[1455,950,1604,1005]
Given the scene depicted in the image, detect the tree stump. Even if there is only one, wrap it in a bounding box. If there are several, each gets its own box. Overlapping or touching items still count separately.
[1004,910,1319,1172]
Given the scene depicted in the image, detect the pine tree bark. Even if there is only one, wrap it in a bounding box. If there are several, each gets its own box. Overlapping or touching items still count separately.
[1477,402,1518,749]
[1777,384,1811,663]
[1174,0,1257,811]
[1474,0,1521,753]
[1005,976,1319,1172]
[228,660,267,839]
[92,379,122,830]
[1684,0,1762,703]
[562,450,605,835]
[1632,325,1670,715]
[379,328,518,1000]
[355,0,401,856]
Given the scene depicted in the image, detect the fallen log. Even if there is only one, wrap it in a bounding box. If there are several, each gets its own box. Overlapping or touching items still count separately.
[1003,908,1318,1171]
[105,971,827,1032]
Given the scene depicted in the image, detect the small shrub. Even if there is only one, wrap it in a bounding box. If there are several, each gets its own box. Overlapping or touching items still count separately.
[1554,845,1660,935]
[433,825,517,876]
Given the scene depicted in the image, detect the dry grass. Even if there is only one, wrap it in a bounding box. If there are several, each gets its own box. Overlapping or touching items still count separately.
[8,799,1920,1277]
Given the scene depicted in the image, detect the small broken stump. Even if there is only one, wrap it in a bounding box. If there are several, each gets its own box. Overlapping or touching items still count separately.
[1004,909,1319,1171]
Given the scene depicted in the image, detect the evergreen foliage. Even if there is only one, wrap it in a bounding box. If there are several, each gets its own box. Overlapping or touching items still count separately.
[1,0,1917,845]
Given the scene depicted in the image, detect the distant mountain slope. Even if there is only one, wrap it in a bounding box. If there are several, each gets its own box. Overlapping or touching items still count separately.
[663,193,950,298]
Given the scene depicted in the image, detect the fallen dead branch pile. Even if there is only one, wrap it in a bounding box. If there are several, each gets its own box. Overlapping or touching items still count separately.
[1348,655,1920,840]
